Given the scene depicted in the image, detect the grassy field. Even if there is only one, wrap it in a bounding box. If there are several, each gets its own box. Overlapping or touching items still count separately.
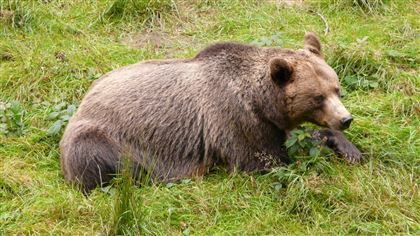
[1,0,419,234]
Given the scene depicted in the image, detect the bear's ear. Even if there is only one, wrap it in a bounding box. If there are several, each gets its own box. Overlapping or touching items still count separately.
[270,58,293,86]
[304,32,322,56]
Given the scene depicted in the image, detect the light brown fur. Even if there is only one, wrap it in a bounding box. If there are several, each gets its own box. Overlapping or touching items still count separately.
[60,32,361,193]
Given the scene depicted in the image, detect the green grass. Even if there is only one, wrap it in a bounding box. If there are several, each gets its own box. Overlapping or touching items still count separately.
[1,0,419,234]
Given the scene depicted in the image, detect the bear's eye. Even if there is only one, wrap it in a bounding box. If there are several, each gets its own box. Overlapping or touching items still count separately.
[315,95,325,103]
[335,88,342,97]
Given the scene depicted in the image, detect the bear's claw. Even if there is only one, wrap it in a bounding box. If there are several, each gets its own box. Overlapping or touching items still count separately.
[332,138,363,163]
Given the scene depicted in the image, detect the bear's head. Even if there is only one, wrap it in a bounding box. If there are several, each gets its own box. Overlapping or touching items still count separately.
[268,32,353,131]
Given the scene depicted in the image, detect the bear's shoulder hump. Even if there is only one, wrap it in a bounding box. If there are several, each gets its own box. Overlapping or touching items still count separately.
[194,42,256,59]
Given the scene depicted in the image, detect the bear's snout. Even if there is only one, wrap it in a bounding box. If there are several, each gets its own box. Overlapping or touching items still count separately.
[340,116,353,130]
[320,95,352,130]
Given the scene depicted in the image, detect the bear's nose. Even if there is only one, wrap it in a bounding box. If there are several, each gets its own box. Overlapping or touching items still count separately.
[340,116,353,130]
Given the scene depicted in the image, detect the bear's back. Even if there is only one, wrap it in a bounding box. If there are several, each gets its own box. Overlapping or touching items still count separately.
[72,42,267,139]
[195,42,258,59]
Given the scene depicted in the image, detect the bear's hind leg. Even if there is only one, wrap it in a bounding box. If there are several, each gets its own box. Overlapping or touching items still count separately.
[60,122,120,194]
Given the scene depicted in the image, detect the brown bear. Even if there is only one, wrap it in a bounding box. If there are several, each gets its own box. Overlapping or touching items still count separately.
[60,32,362,193]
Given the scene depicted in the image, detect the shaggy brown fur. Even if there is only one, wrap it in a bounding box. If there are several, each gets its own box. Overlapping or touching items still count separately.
[60,32,362,193]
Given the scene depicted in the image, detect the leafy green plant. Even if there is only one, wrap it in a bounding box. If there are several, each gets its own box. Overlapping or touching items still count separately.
[270,128,336,215]
[251,32,284,47]
[270,128,334,189]
[46,102,77,135]
[328,38,391,91]
[278,128,334,179]
[285,128,324,159]
[342,75,379,90]
[0,101,25,136]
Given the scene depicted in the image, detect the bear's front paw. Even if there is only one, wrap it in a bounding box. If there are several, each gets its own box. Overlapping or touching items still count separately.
[333,139,363,164]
